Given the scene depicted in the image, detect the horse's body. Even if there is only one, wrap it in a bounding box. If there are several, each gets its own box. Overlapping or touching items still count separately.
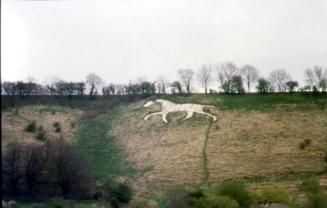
[143,99,217,123]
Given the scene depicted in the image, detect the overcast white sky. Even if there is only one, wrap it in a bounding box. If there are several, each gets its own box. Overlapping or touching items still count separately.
[1,0,327,90]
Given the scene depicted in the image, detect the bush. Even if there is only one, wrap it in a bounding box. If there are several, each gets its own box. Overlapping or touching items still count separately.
[36,129,47,141]
[165,187,190,208]
[2,139,93,199]
[53,122,61,133]
[129,198,152,208]
[194,195,240,208]
[101,178,133,207]
[299,139,312,150]
[254,186,291,206]
[302,177,321,195]
[216,181,253,208]
[304,193,327,208]
[24,121,37,132]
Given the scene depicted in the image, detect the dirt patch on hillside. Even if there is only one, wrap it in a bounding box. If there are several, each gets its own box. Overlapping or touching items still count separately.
[2,105,81,146]
[111,101,327,195]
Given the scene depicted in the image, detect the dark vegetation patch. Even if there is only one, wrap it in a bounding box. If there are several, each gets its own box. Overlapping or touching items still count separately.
[24,121,37,133]
[53,122,61,133]
[299,139,312,150]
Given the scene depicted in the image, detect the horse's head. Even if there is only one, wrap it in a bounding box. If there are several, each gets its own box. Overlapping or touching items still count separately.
[143,100,156,107]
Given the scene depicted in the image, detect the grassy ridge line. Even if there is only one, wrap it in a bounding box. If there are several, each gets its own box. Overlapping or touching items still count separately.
[160,93,327,111]
[201,119,213,184]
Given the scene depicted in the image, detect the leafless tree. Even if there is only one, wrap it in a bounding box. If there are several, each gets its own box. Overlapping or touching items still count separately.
[178,69,194,94]
[22,143,48,197]
[269,69,291,92]
[304,66,327,91]
[46,139,93,198]
[156,76,169,94]
[44,76,61,95]
[2,141,23,197]
[86,73,103,97]
[116,84,126,95]
[215,62,239,93]
[241,65,259,93]
[197,64,213,94]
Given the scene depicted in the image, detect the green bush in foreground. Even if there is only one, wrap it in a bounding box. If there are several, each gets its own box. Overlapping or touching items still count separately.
[302,177,321,195]
[254,186,291,206]
[100,178,133,208]
[302,193,327,208]
[216,181,253,208]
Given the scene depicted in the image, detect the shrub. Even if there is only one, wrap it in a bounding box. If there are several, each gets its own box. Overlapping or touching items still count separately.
[101,178,133,207]
[255,186,291,206]
[304,193,327,208]
[216,181,253,208]
[299,139,312,150]
[36,129,47,141]
[194,195,240,208]
[165,187,190,208]
[129,198,152,208]
[188,187,205,199]
[302,177,321,195]
[53,122,61,133]
[3,139,93,199]
[24,121,37,132]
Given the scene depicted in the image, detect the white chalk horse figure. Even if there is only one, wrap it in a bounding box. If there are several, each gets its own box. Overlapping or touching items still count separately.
[143,99,217,123]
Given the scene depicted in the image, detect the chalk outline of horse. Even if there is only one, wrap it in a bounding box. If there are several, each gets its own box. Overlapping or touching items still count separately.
[143,99,217,123]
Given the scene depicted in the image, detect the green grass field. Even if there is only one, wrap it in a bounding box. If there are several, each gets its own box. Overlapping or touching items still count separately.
[74,108,137,183]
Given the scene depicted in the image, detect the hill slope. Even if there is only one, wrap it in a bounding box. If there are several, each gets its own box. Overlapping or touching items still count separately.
[110,94,327,195]
[2,94,327,198]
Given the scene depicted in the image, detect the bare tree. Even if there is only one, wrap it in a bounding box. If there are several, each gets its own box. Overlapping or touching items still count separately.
[22,143,48,197]
[178,69,194,94]
[304,66,327,91]
[2,141,23,197]
[86,73,103,97]
[215,62,239,93]
[241,65,259,93]
[197,64,212,94]
[2,82,17,95]
[46,139,93,198]
[156,76,168,94]
[269,69,291,92]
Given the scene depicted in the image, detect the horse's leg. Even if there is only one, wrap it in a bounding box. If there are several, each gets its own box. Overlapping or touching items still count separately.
[198,111,217,121]
[162,113,168,123]
[144,112,162,120]
[182,111,194,121]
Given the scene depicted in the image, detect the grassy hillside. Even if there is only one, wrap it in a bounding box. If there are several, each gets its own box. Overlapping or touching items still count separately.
[110,93,327,197]
[2,93,327,206]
